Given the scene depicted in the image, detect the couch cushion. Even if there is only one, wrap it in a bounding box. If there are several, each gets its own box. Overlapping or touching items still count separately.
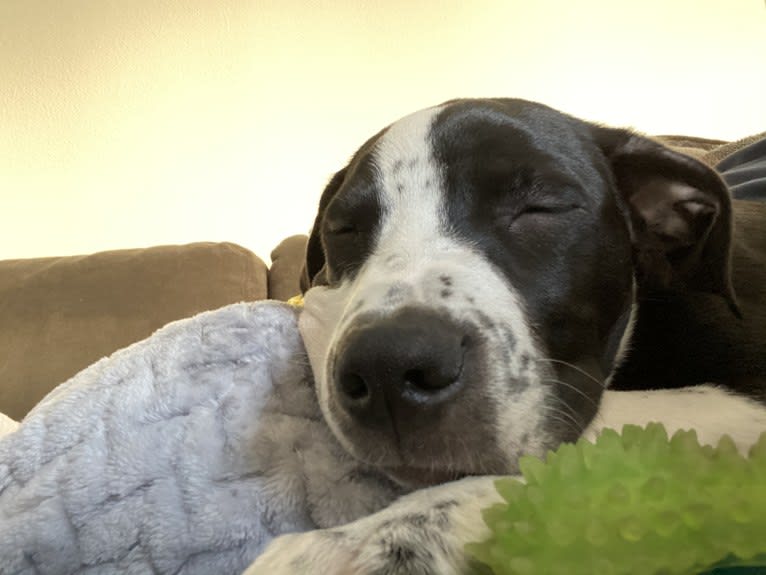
[268,235,308,301]
[0,242,267,420]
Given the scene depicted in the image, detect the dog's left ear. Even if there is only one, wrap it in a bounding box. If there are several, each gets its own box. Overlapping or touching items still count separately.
[594,127,739,315]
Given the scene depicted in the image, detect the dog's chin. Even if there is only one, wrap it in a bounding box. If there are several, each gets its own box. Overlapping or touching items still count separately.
[329,423,511,489]
[382,466,471,489]
[334,434,473,488]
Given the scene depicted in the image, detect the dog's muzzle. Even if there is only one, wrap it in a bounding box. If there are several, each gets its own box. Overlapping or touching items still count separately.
[333,307,474,434]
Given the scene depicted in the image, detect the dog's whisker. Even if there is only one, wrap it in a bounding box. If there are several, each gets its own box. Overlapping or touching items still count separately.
[535,358,607,389]
[541,377,601,408]
[540,402,586,434]
[544,402,584,429]
[551,398,588,427]
[540,410,583,437]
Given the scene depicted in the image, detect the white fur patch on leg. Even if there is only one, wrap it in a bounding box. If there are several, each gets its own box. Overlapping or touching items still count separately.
[245,476,504,575]
[586,385,766,452]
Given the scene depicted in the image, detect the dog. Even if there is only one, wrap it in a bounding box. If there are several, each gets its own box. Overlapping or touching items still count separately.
[247,98,766,574]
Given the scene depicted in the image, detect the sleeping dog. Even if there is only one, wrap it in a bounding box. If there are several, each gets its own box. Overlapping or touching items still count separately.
[249,99,766,574]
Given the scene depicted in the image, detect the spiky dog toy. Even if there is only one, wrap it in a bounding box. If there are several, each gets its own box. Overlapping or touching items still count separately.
[469,423,766,575]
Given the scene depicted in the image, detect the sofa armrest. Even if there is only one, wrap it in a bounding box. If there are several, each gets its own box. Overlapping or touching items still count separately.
[0,242,267,420]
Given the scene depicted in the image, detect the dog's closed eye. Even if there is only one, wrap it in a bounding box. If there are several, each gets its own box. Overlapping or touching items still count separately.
[507,203,584,230]
[517,204,582,217]
[326,223,358,236]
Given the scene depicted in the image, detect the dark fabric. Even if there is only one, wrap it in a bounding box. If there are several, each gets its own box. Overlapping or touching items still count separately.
[702,131,766,166]
[717,135,766,202]
[0,242,268,420]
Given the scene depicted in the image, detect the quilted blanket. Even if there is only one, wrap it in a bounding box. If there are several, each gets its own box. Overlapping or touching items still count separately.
[0,302,404,574]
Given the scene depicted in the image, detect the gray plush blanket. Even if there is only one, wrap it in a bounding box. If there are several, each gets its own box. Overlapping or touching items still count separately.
[0,302,403,574]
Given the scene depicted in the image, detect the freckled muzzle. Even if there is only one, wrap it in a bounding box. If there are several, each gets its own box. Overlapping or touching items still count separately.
[325,306,512,486]
[333,307,472,430]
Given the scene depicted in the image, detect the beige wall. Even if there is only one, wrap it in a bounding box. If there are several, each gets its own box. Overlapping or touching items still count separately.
[2,0,765,262]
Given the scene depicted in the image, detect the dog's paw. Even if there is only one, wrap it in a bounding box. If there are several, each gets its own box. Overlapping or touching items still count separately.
[346,508,471,575]
[244,529,359,575]
[245,476,503,575]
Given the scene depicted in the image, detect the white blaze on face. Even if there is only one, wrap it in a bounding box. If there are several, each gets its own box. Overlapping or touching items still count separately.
[300,105,557,469]
[370,105,449,279]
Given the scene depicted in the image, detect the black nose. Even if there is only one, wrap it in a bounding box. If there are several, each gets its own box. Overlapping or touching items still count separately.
[334,308,471,429]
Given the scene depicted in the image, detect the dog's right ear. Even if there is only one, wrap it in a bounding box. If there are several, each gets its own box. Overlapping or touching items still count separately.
[300,167,348,293]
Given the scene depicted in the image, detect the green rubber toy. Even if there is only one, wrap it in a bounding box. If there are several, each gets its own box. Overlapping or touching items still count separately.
[467,423,766,575]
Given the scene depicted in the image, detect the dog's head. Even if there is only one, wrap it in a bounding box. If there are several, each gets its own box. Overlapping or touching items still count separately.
[298,99,735,488]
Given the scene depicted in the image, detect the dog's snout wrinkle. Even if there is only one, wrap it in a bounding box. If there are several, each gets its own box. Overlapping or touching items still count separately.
[334,309,471,431]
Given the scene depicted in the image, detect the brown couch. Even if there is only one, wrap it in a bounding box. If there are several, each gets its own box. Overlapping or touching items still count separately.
[1,134,735,423]
[0,236,308,421]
